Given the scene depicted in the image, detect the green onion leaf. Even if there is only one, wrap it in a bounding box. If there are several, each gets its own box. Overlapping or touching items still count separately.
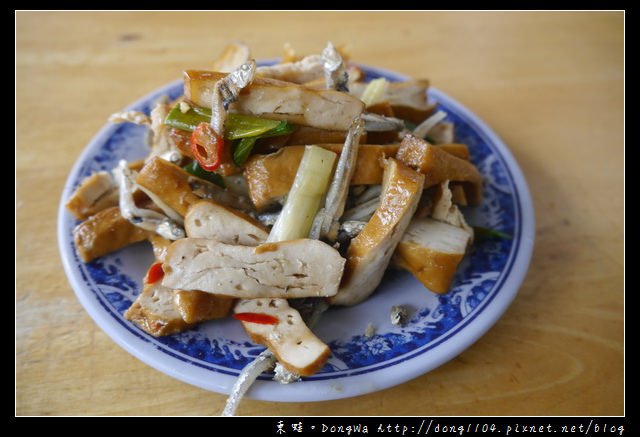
[267,146,337,242]
[168,103,295,172]
[232,137,259,167]
[473,226,512,240]
[183,160,226,188]
[165,104,292,139]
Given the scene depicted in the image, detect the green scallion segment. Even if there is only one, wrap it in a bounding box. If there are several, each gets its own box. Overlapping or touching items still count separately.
[473,226,512,240]
[183,160,226,188]
[232,137,259,167]
[225,114,283,139]
[231,120,295,167]
[267,146,337,242]
[167,103,294,169]
[165,104,292,140]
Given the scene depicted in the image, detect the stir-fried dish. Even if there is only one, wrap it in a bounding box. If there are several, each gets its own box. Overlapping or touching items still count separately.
[65,42,487,414]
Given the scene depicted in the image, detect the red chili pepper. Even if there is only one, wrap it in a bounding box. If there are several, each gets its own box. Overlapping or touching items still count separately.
[190,122,226,171]
[145,262,165,284]
[233,312,280,325]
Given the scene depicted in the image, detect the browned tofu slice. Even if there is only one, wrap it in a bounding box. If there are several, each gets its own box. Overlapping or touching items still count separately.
[281,125,365,146]
[349,79,437,124]
[147,233,235,325]
[161,238,345,299]
[394,217,471,294]
[124,280,195,337]
[173,289,235,324]
[396,134,482,205]
[211,41,251,72]
[243,144,400,211]
[183,70,365,131]
[73,206,155,262]
[330,157,425,306]
[65,171,119,221]
[233,298,330,377]
[184,199,269,244]
[135,156,252,217]
[124,240,234,336]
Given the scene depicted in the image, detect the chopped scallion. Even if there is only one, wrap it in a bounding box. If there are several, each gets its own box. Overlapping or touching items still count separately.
[183,160,226,188]
[267,146,337,242]
[473,226,512,240]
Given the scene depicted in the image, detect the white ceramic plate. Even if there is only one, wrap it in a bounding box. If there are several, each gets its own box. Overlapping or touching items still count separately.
[58,62,534,402]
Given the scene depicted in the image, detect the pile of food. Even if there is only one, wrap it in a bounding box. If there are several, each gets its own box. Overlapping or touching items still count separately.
[65,42,484,413]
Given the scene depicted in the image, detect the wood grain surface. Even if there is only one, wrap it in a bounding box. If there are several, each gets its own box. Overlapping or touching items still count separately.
[15,10,624,417]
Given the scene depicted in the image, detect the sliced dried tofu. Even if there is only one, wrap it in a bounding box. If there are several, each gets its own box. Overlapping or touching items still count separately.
[396,134,482,205]
[394,217,471,294]
[182,198,269,323]
[147,230,235,325]
[330,157,425,306]
[185,199,269,244]
[436,143,471,161]
[349,79,437,124]
[255,54,325,84]
[233,298,330,376]
[161,238,345,299]
[173,289,235,324]
[73,206,155,262]
[135,156,252,216]
[426,121,455,145]
[124,280,194,337]
[183,70,365,131]
[181,199,327,374]
[282,125,359,146]
[257,125,369,152]
[65,171,119,220]
[147,234,172,261]
[211,41,251,72]
[431,180,475,239]
[243,144,399,211]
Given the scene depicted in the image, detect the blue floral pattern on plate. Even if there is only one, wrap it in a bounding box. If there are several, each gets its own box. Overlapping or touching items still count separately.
[57,63,534,401]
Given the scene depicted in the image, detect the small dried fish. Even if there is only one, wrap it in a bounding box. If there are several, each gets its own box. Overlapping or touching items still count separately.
[221,296,329,416]
[148,100,184,165]
[412,109,447,139]
[112,160,185,241]
[309,116,364,241]
[322,42,349,92]
[361,112,406,132]
[256,54,325,84]
[221,349,277,417]
[210,59,257,136]
[390,305,408,326]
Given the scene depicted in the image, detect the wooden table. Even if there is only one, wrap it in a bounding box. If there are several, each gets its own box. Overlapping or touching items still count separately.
[16,11,624,417]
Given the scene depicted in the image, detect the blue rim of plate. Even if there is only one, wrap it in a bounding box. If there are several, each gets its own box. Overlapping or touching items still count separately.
[57,61,534,402]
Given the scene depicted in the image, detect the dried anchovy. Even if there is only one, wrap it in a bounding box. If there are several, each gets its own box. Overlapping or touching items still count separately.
[149,98,184,164]
[255,54,325,83]
[273,362,301,384]
[221,349,277,417]
[361,112,406,132]
[412,110,447,139]
[222,297,329,416]
[187,175,253,213]
[390,305,408,326]
[322,42,349,92]
[310,116,364,241]
[112,160,185,240]
[210,59,257,135]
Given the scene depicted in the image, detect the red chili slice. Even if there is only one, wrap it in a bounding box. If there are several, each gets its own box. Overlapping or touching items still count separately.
[145,262,165,284]
[190,122,226,171]
[233,312,280,325]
